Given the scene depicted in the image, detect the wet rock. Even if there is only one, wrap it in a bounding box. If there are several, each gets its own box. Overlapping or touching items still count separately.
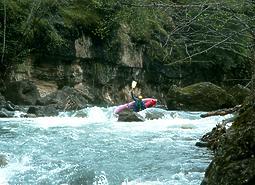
[4,80,40,105]
[23,113,37,118]
[195,141,209,148]
[117,109,145,122]
[0,154,8,167]
[166,82,236,111]
[199,124,226,150]
[144,109,165,120]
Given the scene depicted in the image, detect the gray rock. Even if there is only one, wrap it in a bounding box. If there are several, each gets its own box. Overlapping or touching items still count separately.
[117,109,145,122]
[23,113,37,118]
[145,109,164,120]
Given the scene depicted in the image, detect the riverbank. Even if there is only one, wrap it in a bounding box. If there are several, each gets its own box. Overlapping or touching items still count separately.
[200,101,255,185]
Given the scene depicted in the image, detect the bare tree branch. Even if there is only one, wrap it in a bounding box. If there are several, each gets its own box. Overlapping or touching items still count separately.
[120,2,220,9]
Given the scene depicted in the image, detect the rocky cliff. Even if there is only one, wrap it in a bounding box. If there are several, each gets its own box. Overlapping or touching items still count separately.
[1,27,251,107]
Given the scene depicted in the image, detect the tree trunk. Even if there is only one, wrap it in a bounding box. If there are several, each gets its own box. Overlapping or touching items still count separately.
[1,0,6,64]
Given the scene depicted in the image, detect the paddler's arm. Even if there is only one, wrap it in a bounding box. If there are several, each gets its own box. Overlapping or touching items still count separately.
[131,90,138,101]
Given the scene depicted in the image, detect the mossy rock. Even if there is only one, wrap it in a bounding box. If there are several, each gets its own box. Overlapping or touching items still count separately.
[228,84,251,104]
[166,82,236,111]
[202,105,255,185]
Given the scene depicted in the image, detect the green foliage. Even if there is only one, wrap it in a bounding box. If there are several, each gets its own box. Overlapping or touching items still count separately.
[0,0,254,75]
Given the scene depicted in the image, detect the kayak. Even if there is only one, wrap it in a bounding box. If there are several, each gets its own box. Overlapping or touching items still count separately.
[114,98,157,114]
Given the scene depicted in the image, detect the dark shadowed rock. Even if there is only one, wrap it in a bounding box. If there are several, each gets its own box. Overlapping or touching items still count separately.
[195,141,209,148]
[27,105,58,117]
[4,80,40,105]
[117,109,145,122]
[228,84,251,104]
[167,82,236,111]
[202,104,255,185]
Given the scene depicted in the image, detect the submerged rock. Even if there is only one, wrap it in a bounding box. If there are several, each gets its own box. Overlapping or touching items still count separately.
[144,109,165,120]
[117,109,145,122]
[0,154,8,167]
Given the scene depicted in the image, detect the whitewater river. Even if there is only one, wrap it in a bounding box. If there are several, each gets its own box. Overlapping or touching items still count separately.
[0,107,231,185]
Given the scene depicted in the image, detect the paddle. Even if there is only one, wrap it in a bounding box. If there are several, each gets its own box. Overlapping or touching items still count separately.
[131,80,137,89]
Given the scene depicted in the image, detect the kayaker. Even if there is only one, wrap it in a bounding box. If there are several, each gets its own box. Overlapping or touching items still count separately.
[131,90,146,112]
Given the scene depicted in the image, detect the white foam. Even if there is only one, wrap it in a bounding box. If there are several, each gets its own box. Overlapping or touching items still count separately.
[0,155,32,185]
[93,171,109,185]
[121,178,166,185]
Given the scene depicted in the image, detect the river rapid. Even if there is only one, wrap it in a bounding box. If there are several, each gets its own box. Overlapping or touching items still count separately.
[0,107,231,185]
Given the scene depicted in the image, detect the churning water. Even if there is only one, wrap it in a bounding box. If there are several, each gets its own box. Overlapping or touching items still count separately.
[0,107,231,185]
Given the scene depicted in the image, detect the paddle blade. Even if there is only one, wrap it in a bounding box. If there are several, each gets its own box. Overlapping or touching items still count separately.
[131,81,137,89]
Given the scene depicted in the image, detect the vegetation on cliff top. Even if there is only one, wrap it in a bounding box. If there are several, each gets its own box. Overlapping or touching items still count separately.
[0,0,254,83]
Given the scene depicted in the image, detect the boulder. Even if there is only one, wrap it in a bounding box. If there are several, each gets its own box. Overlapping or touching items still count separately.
[144,109,165,120]
[0,154,8,167]
[166,82,236,111]
[37,86,89,111]
[117,109,145,122]
[4,80,40,105]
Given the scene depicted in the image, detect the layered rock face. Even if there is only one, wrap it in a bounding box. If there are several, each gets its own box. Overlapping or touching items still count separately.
[2,27,251,109]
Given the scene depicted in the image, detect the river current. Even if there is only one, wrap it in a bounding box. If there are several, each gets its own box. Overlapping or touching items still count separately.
[0,107,231,185]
